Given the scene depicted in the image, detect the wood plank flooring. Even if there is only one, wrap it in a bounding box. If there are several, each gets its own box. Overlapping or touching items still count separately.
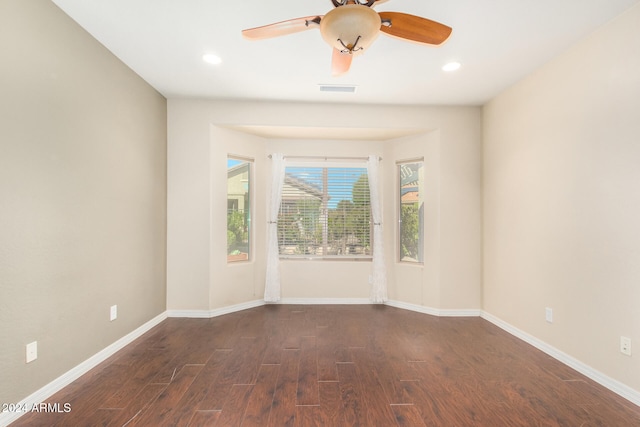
[10,304,640,426]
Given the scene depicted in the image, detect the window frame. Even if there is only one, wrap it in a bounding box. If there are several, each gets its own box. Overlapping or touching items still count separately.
[227,155,253,263]
[397,159,425,264]
[277,160,372,261]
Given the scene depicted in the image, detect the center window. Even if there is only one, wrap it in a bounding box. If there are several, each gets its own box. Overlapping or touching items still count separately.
[277,166,371,259]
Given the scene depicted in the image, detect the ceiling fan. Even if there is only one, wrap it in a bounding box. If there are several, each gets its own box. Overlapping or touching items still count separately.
[242,0,452,76]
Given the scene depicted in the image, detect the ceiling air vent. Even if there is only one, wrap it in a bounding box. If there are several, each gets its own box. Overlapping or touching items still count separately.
[319,84,357,93]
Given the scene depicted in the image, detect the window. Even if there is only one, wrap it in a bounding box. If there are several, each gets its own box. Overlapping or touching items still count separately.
[227,156,252,262]
[277,165,371,259]
[398,161,424,263]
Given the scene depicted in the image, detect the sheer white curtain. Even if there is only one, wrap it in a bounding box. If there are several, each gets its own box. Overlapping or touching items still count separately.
[264,153,286,302]
[367,155,388,303]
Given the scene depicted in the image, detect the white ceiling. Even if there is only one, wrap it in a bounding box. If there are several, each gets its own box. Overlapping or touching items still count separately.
[52,0,639,106]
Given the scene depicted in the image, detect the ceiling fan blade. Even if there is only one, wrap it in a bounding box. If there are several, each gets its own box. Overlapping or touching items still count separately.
[378,12,452,45]
[242,16,322,40]
[332,48,353,76]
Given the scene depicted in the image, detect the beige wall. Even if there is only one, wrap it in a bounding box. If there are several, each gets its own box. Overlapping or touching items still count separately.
[167,100,482,311]
[0,0,167,405]
[483,3,640,392]
[210,127,267,308]
[384,133,442,307]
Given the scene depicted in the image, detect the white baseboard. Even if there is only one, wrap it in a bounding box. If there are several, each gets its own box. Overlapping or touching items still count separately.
[164,309,214,318]
[166,299,265,318]
[481,311,640,407]
[279,297,372,305]
[0,311,167,427]
[385,299,482,317]
[166,299,374,318]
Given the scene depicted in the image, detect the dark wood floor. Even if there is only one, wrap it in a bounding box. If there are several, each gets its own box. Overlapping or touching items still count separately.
[10,304,640,426]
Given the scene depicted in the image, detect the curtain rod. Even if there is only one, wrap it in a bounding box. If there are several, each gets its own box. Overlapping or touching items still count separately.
[268,155,382,161]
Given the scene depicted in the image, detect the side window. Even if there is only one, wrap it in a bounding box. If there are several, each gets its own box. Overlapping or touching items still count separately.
[398,161,424,263]
[227,157,252,262]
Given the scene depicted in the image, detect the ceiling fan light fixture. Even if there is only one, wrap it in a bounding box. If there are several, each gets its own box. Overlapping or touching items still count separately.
[320,4,381,55]
[242,4,453,75]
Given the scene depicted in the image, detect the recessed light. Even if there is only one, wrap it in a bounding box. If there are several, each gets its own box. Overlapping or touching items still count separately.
[202,53,222,65]
[442,61,461,72]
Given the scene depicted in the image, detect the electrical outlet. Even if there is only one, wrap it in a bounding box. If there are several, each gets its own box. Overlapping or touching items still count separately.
[110,305,117,321]
[620,336,632,356]
[545,307,553,323]
[26,341,38,363]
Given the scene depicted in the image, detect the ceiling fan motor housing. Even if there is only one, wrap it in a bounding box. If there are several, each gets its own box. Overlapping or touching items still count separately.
[320,4,381,55]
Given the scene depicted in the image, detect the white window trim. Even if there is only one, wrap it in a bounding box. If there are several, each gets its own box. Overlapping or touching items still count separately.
[278,158,372,261]
[227,155,254,263]
[396,158,425,265]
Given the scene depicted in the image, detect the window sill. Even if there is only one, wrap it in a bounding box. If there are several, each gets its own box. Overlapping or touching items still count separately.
[227,252,249,263]
[397,260,424,266]
[279,256,372,262]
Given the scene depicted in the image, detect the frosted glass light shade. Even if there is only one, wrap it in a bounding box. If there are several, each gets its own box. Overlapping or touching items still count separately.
[320,5,381,55]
